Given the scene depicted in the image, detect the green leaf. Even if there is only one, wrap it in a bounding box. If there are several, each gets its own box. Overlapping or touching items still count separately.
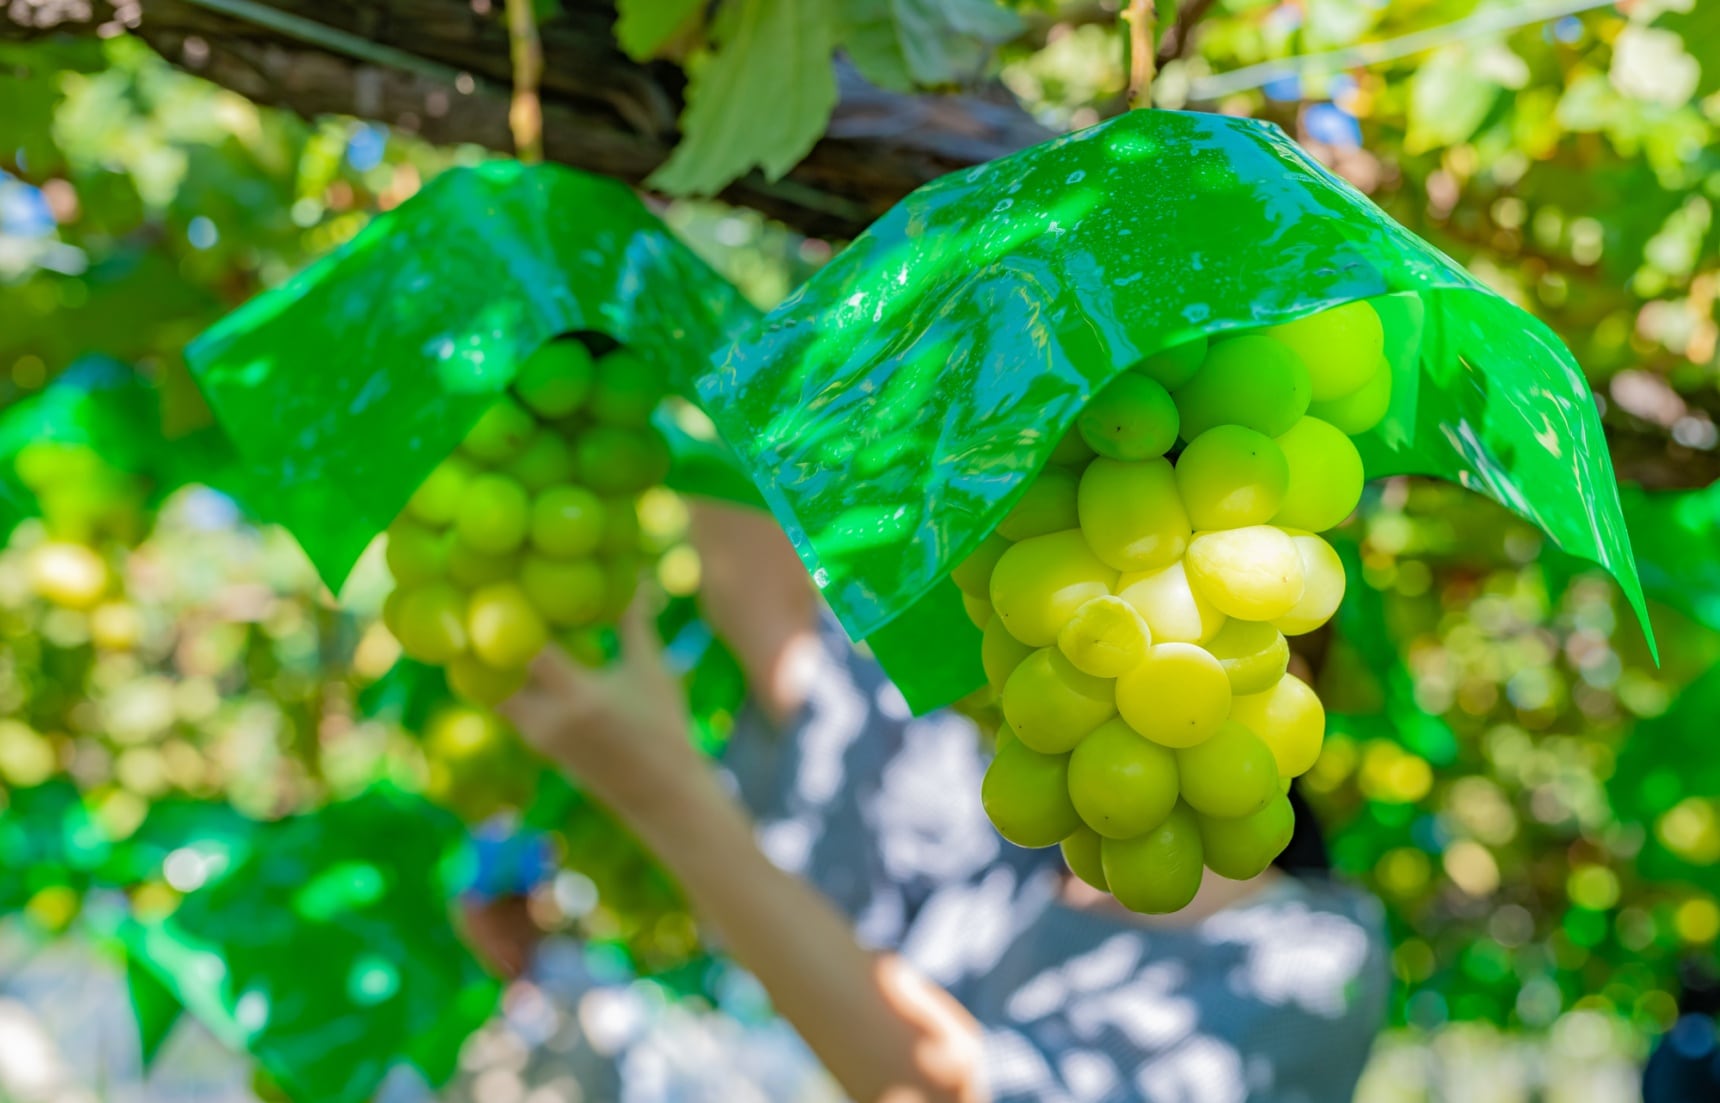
[648,0,839,196]
[695,110,1649,712]
[126,951,184,1069]
[1406,46,1501,153]
[841,0,1021,91]
[615,0,705,60]
[1618,481,1720,633]
[1653,0,1720,98]
[185,161,760,593]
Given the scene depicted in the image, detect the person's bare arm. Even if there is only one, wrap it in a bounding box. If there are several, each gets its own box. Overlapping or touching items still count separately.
[501,607,988,1103]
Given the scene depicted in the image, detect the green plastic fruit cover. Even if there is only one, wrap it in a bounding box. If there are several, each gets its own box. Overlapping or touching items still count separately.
[185,161,763,594]
[697,109,1648,713]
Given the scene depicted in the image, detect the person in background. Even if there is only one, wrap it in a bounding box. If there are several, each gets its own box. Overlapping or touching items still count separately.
[498,501,1393,1103]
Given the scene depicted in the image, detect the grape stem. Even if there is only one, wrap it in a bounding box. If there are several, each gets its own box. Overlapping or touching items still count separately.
[1124,0,1157,111]
[505,0,544,163]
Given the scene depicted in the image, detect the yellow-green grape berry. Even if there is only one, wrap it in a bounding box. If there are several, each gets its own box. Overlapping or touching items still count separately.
[407,456,474,527]
[590,349,668,427]
[963,593,993,630]
[1262,299,1384,402]
[953,533,1012,598]
[1273,417,1364,533]
[385,521,450,587]
[1133,334,1208,390]
[1309,358,1391,435]
[981,617,1034,690]
[1176,720,1280,820]
[1057,595,1151,678]
[531,485,606,558]
[508,432,580,493]
[1274,531,1346,635]
[601,556,642,620]
[1203,619,1290,695]
[1115,560,1226,645]
[455,473,532,555]
[393,582,469,664]
[446,654,528,706]
[996,467,1080,541]
[520,554,608,628]
[1048,424,1096,467]
[1061,824,1110,891]
[1077,457,1191,571]
[514,340,596,419]
[466,581,550,669]
[1184,526,1305,621]
[1115,642,1231,748]
[577,426,672,495]
[981,739,1081,849]
[1199,795,1294,881]
[1174,335,1311,440]
[447,539,518,588]
[26,543,110,609]
[462,397,538,464]
[1002,648,1116,755]
[988,530,1117,648]
[1067,718,1179,839]
[1174,425,1289,531]
[1077,374,1179,461]
[1229,673,1325,779]
[599,498,642,557]
[1101,804,1205,914]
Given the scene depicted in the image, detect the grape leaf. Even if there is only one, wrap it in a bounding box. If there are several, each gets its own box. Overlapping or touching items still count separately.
[841,0,1021,91]
[614,0,706,61]
[1406,46,1501,153]
[648,0,839,196]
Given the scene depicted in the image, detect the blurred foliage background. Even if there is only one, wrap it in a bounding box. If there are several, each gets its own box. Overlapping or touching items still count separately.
[4,1,1720,1100]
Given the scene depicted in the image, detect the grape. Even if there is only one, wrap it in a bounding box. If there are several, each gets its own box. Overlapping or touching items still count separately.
[599,498,642,556]
[602,556,643,621]
[462,397,537,463]
[996,467,1080,541]
[988,530,1116,647]
[952,534,1011,598]
[393,582,469,663]
[1176,721,1279,819]
[1077,374,1179,461]
[385,521,449,587]
[963,593,993,630]
[1067,718,1179,838]
[1274,531,1346,635]
[456,474,532,555]
[1174,335,1311,439]
[981,616,1034,689]
[1133,335,1208,390]
[981,739,1081,848]
[1060,824,1109,891]
[1101,804,1204,914]
[1229,673,1325,778]
[590,350,667,427]
[1203,619,1289,694]
[1273,417,1364,532]
[1198,795,1294,880]
[1184,526,1305,621]
[531,485,605,557]
[446,655,528,706]
[1115,560,1226,644]
[466,581,549,669]
[520,555,607,627]
[1309,359,1391,435]
[578,426,672,495]
[1002,647,1116,754]
[514,340,595,418]
[508,432,580,492]
[407,456,473,526]
[447,539,518,587]
[1262,300,1384,402]
[1048,425,1096,466]
[25,543,110,610]
[1057,595,1151,678]
[1076,457,1190,571]
[1115,642,1230,748]
[1174,426,1289,531]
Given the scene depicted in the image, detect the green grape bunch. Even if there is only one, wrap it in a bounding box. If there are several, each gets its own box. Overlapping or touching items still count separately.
[958,301,1387,914]
[382,337,673,704]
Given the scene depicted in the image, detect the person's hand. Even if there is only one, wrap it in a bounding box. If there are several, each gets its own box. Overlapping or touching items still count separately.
[499,599,702,820]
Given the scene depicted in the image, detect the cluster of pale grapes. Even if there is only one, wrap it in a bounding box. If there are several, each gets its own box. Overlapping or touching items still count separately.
[383,338,671,704]
[956,301,1389,914]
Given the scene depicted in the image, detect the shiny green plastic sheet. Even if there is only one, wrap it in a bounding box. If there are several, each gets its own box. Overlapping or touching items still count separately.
[185,161,762,593]
[698,110,1647,712]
